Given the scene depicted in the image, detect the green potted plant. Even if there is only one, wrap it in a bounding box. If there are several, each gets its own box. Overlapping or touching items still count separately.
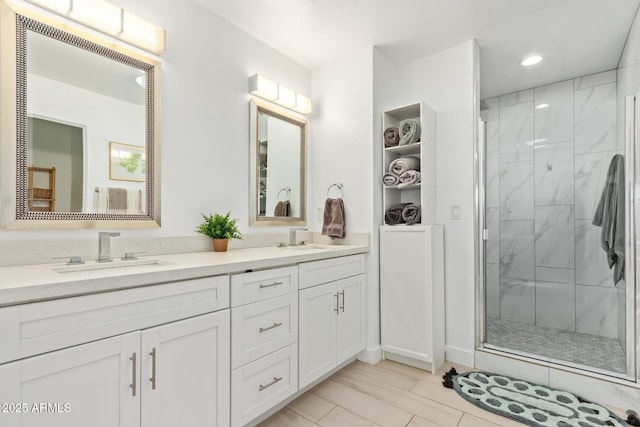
[195,211,242,252]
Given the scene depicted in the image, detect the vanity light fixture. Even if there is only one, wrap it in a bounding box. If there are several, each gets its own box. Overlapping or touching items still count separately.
[521,55,543,66]
[276,85,297,108]
[535,103,550,109]
[249,74,278,100]
[249,73,313,115]
[24,0,166,54]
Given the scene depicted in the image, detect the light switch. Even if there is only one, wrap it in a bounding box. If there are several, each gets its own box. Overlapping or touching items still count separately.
[451,205,462,220]
[316,206,322,221]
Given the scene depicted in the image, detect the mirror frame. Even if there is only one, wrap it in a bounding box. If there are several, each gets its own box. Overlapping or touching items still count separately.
[0,0,161,229]
[249,98,307,227]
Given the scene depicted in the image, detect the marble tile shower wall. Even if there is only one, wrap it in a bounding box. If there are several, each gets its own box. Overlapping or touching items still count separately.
[482,70,622,340]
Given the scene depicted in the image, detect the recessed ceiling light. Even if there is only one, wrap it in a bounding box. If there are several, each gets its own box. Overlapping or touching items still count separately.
[536,103,550,110]
[521,56,542,66]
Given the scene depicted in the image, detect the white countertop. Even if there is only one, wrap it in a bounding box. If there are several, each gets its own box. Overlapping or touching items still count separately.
[0,243,368,307]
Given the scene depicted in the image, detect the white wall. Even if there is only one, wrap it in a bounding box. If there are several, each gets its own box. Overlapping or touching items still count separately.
[373,42,476,365]
[309,47,377,360]
[403,42,476,366]
[0,0,311,245]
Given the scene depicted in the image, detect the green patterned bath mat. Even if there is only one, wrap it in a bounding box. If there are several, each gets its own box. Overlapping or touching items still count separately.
[452,371,627,426]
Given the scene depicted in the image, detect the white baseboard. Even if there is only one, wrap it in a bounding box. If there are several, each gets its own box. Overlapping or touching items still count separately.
[357,346,382,365]
[445,345,474,367]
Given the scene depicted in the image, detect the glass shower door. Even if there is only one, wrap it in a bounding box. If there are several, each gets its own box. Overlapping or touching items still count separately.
[478,87,636,379]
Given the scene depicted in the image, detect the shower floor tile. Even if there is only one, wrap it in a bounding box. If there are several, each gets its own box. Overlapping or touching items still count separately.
[486,319,626,374]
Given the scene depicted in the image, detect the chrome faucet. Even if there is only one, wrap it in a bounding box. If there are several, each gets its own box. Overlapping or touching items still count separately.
[289,228,308,246]
[97,232,120,262]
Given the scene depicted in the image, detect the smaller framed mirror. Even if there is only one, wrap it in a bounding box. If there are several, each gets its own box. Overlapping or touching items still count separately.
[249,98,306,226]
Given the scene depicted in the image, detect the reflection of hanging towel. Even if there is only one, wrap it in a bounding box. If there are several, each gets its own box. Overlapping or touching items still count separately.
[108,188,127,210]
[274,200,290,217]
[95,187,144,214]
[322,198,346,239]
[592,154,625,285]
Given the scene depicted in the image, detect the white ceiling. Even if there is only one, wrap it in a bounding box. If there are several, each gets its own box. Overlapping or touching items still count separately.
[193,0,640,98]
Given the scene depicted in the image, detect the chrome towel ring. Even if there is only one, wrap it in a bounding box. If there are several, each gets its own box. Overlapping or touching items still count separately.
[277,187,291,201]
[326,182,344,198]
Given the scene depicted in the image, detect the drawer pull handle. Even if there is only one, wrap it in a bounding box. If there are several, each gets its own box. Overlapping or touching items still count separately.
[259,376,283,391]
[130,352,137,397]
[149,347,157,390]
[339,290,345,312]
[334,293,339,314]
[259,281,283,289]
[259,322,283,333]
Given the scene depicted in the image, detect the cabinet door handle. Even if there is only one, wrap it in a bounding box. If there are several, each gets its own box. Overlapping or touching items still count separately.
[340,290,345,312]
[259,322,283,333]
[259,281,283,289]
[149,347,157,390]
[130,352,137,397]
[334,293,339,314]
[258,376,283,391]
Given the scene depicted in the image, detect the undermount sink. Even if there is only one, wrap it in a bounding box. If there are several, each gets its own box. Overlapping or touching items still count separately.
[54,258,171,273]
[282,244,331,250]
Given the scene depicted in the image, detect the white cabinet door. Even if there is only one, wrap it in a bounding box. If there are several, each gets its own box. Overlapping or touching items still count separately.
[298,282,337,389]
[336,275,366,365]
[0,333,140,427]
[141,310,230,427]
[380,225,445,373]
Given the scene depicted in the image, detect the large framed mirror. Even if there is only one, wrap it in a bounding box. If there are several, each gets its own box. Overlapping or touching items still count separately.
[0,1,161,229]
[249,98,306,226]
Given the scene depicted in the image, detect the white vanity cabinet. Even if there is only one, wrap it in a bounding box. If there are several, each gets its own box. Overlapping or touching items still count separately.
[0,276,231,427]
[140,311,230,427]
[230,266,299,427]
[298,254,366,389]
[0,332,141,427]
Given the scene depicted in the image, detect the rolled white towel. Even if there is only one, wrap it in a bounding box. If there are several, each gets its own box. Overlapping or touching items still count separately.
[399,119,420,145]
[383,172,399,186]
[398,170,421,188]
[389,156,420,175]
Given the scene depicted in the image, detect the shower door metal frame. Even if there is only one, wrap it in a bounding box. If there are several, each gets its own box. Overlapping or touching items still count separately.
[475,118,487,348]
[627,94,639,382]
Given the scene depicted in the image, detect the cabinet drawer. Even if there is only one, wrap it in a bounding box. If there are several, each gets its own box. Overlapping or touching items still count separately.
[299,254,365,289]
[231,293,298,369]
[0,275,230,364]
[231,343,298,427]
[231,266,298,307]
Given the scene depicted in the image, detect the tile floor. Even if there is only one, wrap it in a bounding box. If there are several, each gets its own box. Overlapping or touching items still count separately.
[486,319,626,374]
[258,359,626,427]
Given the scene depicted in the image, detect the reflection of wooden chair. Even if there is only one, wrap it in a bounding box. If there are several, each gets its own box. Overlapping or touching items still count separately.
[27,166,56,212]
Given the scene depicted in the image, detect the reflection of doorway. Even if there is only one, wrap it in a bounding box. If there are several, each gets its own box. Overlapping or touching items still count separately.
[27,116,84,212]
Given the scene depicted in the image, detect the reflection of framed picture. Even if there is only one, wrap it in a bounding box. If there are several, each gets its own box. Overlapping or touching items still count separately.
[109,141,145,182]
